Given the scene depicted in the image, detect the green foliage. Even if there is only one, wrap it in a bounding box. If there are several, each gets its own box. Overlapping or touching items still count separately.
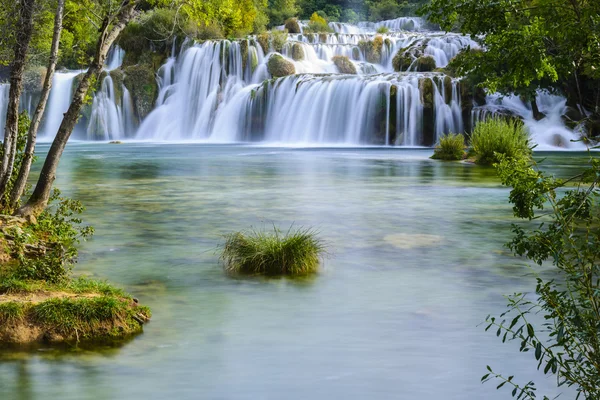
[420,0,600,106]
[367,0,399,21]
[470,118,531,165]
[431,133,466,160]
[304,12,333,33]
[0,302,25,323]
[221,226,326,276]
[267,0,298,26]
[10,189,94,283]
[482,154,600,399]
[376,26,390,34]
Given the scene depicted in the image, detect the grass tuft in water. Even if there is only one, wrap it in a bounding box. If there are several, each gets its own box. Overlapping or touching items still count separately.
[431,133,466,160]
[470,117,531,165]
[221,226,325,276]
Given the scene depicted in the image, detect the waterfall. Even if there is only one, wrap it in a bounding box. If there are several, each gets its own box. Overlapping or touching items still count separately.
[135,36,465,146]
[0,17,580,148]
[0,83,9,133]
[40,71,81,139]
[106,45,125,71]
[86,74,135,140]
[472,92,586,150]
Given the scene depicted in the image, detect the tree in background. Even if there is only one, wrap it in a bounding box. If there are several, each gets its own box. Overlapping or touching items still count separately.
[420,0,600,126]
[266,0,298,27]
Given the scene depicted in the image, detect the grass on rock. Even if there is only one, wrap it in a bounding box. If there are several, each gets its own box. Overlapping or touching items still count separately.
[431,133,466,160]
[221,226,325,276]
[470,117,531,165]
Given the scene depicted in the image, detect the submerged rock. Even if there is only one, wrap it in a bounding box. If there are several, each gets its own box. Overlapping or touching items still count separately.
[332,56,357,75]
[384,233,443,249]
[267,54,296,78]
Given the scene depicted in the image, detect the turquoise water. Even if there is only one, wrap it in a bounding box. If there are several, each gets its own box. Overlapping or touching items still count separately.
[0,144,588,399]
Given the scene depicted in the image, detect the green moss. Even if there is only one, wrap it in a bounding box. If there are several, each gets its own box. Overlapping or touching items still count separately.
[257,33,270,54]
[123,64,158,120]
[416,56,436,72]
[392,49,413,71]
[332,56,357,74]
[240,40,249,71]
[419,78,434,109]
[291,43,305,61]
[221,226,326,276]
[267,54,295,78]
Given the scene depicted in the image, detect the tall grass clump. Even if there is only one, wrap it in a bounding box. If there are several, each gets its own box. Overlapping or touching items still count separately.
[221,226,325,276]
[431,133,466,160]
[470,117,531,165]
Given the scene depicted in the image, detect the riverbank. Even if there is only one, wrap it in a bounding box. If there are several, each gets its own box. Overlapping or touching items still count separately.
[0,211,150,345]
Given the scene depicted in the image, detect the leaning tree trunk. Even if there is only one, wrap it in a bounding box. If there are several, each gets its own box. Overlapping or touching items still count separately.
[9,0,66,210]
[18,2,139,217]
[0,0,36,203]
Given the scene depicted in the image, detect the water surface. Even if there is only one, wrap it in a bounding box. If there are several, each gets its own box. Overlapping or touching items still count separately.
[0,145,587,399]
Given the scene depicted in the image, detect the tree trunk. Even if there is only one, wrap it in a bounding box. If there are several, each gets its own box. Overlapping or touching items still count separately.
[9,0,66,210]
[0,0,36,202]
[18,2,139,217]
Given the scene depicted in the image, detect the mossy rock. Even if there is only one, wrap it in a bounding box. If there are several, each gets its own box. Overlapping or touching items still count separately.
[284,18,301,34]
[291,43,305,61]
[332,56,357,75]
[257,33,270,54]
[358,38,382,64]
[443,75,453,101]
[23,66,46,93]
[416,56,436,72]
[352,47,361,60]
[267,54,295,78]
[392,50,413,71]
[240,40,249,71]
[419,78,434,109]
[250,49,259,72]
[123,64,158,121]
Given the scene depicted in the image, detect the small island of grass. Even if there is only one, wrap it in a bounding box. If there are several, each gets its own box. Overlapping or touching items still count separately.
[0,193,150,345]
[221,226,325,276]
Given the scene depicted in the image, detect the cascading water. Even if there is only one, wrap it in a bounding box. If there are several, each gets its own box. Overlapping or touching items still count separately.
[40,70,81,138]
[0,17,585,148]
[136,18,474,145]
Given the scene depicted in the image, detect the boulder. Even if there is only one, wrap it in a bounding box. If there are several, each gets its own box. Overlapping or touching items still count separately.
[267,54,295,78]
[284,18,301,34]
[291,43,305,61]
[123,64,158,121]
[332,56,357,75]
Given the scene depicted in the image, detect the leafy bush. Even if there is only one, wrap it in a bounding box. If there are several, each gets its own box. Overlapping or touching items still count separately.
[0,111,31,210]
[377,26,390,34]
[470,117,531,165]
[284,18,301,34]
[431,133,466,160]
[10,189,94,283]
[482,154,600,399]
[221,226,325,276]
[304,12,333,33]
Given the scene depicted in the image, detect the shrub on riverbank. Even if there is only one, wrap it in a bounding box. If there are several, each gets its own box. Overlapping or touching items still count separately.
[0,191,151,345]
[431,133,466,160]
[470,118,531,165]
[221,227,325,276]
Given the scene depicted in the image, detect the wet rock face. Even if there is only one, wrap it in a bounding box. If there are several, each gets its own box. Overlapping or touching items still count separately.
[123,64,158,121]
[267,54,295,78]
[332,56,357,75]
